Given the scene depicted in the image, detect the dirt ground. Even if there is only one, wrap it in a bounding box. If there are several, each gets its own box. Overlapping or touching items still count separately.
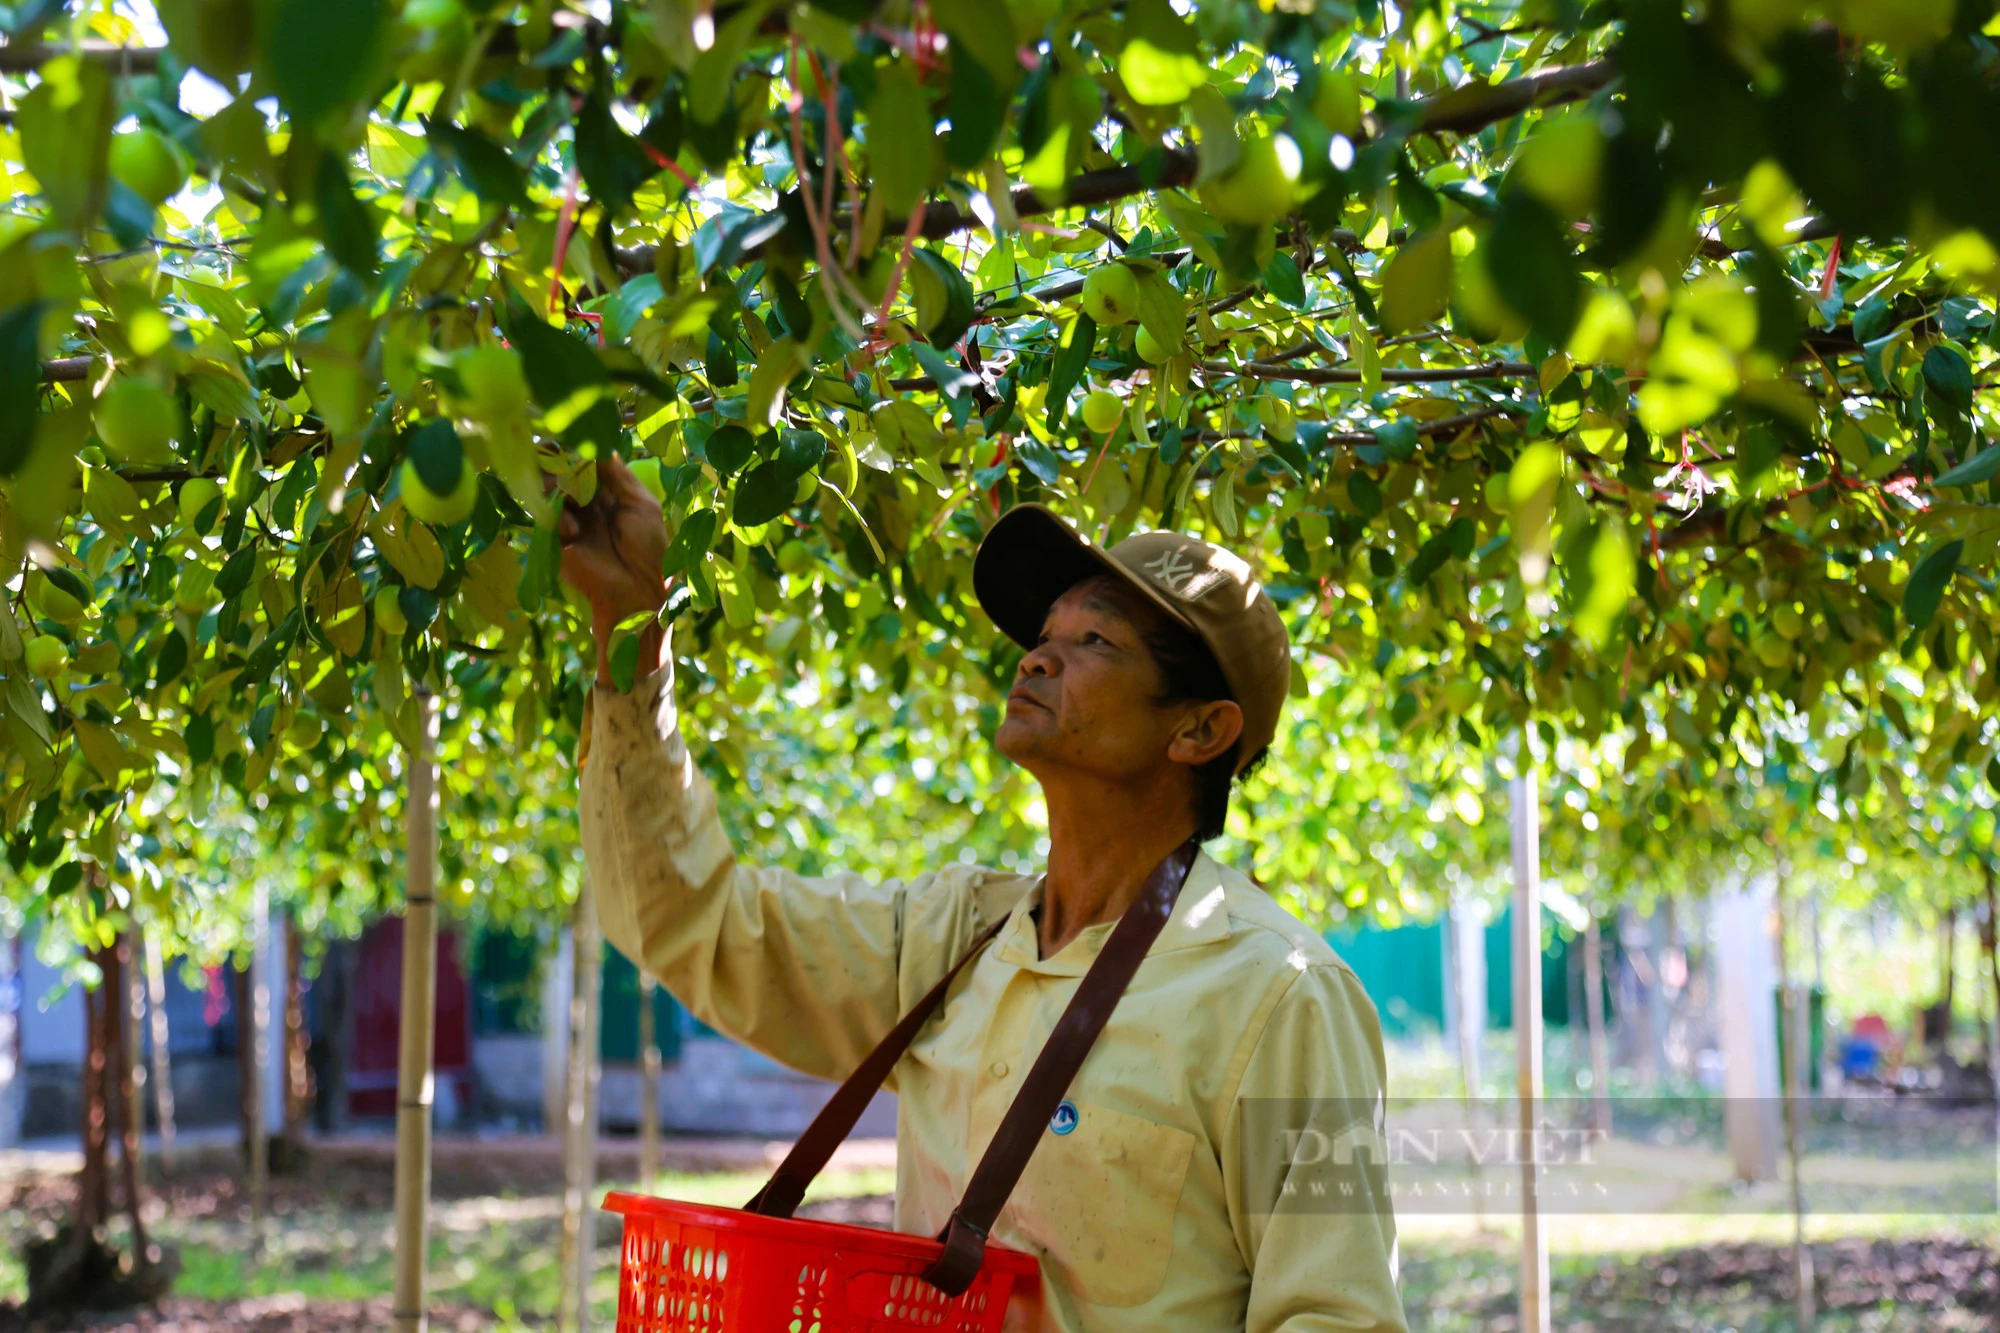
[2,1137,1995,1330]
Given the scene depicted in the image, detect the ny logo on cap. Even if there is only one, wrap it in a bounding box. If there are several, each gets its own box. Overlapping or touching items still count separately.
[1144,548,1196,593]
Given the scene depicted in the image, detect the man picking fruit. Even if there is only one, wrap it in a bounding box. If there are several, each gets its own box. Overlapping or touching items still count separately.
[563,457,1406,1332]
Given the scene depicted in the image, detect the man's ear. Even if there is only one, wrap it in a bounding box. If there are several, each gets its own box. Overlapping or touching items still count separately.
[1168,699,1244,767]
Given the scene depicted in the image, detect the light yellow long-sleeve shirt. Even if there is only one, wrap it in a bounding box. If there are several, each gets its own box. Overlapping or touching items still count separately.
[580,659,1408,1332]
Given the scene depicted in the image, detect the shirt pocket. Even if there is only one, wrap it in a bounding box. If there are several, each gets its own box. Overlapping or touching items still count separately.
[1007,1098,1196,1308]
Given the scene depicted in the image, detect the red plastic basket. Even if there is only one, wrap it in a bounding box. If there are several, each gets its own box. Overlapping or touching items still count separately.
[604,1192,1042,1332]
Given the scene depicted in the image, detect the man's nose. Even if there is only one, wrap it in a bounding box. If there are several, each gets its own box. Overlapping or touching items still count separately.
[1018,641,1060,677]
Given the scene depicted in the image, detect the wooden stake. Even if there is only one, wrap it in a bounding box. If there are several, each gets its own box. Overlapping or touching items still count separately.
[559,880,604,1333]
[248,879,269,1245]
[392,689,440,1333]
[143,930,176,1174]
[124,925,146,1190]
[1775,855,1814,1330]
[639,973,661,1194]
[285,916,310,1141]
[1583,912,1612,1139]
[111,933,149,1263]
[1510,763,1550,1333]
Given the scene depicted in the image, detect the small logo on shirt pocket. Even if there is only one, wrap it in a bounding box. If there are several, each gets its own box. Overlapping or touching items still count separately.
[1048,1100,1079,1135]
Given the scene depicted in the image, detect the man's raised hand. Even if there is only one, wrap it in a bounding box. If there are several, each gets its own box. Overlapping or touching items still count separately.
[556,455,672,686]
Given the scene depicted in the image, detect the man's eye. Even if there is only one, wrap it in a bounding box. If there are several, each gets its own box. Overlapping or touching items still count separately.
[1083,632,1105,644]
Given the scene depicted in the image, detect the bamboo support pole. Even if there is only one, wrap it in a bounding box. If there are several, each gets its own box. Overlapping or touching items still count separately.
[143,930,176,1173]
[248,880,269,1247]
[393,689,440,1333]
[559,880,604,1333]
[125,927,146,1189]
[1510,763,1550,1333]
[1583,913,1613,1139]
[1776,859,1815,1330]
[639,973,661,1194]
[111,933,149,1263]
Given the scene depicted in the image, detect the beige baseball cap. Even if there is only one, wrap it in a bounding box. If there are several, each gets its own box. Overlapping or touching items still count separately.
[972,504,1291,771]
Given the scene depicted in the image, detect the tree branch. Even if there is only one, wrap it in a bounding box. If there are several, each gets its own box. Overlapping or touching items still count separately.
[0,43,164,73]
[1395,60,1616,138]
[1200,358,1534,385]
[614,62,1617,276]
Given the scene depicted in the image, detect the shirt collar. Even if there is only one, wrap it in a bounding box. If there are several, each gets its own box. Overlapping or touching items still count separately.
[993,848,1233,976]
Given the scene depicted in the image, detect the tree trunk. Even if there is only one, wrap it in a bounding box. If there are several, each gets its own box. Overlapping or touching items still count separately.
[80,941,114,1237]
[143,930,176,1174]
[1776,858,1815,1331]
[1583,913,1613,1139]
[559,881,604,1333]
[1509,766,1549,1333]
[639,973,660,1194]
[393,688,441,1333]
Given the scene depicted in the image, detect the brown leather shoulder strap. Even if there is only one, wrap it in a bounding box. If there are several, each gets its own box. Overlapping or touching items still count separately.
[743,842,1199,1300]
[920,841,1196,1295]
[744,909,1011,1219]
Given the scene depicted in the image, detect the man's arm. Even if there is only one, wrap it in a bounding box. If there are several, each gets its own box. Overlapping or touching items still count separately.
[1221,964,1410,1333]
[564,459,988,1082]
[583,651,983,1082]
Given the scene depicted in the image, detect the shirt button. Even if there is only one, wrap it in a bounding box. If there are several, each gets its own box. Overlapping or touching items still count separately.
[990,1060,1009,1078]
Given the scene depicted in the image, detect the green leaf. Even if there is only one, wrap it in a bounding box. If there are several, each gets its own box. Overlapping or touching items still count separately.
[314,150,379,276]
[1119,0,1206,106]
[1902,538,1962,631]
[1933,442,2000,488]
[406,419,466,495]
[575,89,660,221]
[1379,231,1452,335]
[425,119,531,208]
[1373,420,1420,461]
[702,424,757,475]
[909,341,979,401]
[662,508,718,579]
[154,628,188,688]
[1390,690,1418,729]
[1922,344,1975,414]
[1016,439,1063,484]
[944,53,1005,170]
[733,461,796,527]
[1489,191,1581,346]
[909,249,977,348]
[773,429,827,482]
[867,63,934,216]
[1347,471,1384,518]
[1263,253,1306,308]
[0,302,45,477]
[214,547,257,600]
[17,57,113,233]
[745,338,803,430]
[688,2,763,126]
[502,300,610,411]
[263,0,389,124]
[1045,314,1097,431]
[46,861,82,899]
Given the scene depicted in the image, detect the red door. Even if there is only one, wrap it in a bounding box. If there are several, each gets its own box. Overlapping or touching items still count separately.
[348,919,473,1118]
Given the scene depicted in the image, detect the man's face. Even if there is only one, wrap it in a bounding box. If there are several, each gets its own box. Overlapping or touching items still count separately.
[994,575,1184,783]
